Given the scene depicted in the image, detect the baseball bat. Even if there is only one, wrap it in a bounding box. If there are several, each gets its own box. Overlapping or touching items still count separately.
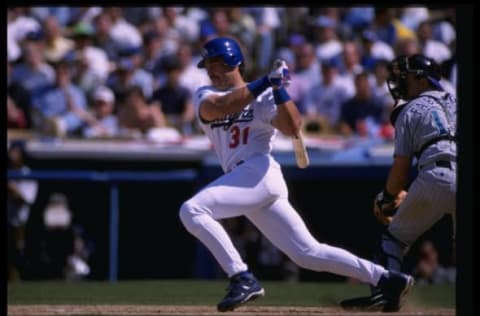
[292,131,309,168]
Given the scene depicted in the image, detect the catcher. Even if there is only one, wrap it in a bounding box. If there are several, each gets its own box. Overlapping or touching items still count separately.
[341,54,457,310]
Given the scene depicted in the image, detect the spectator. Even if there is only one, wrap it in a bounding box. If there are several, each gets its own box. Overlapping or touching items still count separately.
[338,71,383,137]
[412,241,456,285]
[342,7,375,33]
[7,141,39,280]
[71,23,110,94]
[122,7,162,32]
[70,22,110,83]
[142,30,169,77]
[287,32,306,56]
[150,56,195,135]
[337,41,364,98]
[312,15,343,63]
[8,96,28,129]
[92,12,120,61]
[117,86,166,137]
[42,15,75,63]
[75,7,103,26]
[105,7,143,48]
[304,58,349,133]
[209,8,232,38]
[431,8,456,47]
[399,6,430,31]
[294,42,322,93]
[81,86,119,138]
[177,42,211,96]
[370,59,395,110]
[163,6,199,44]
[152,15,181,55]
[8,7,42,62]
[371,8,416,47]
[227,8,256,53]
[107,46,155,102]
[11,43,55,97]
[40,193,91,280]
[32,59,88,137]
[416,20,452,64]
[249,7,280,74]
[23,28,47,53]
[30,7,72,26]
[394,37,420,57]
[8,61,31,128]
[8,43,53,129]
[370,60,396,139]
[359,30,394,71]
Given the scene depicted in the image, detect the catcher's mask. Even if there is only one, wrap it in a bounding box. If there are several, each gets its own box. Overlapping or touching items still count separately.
[387,54,443,102]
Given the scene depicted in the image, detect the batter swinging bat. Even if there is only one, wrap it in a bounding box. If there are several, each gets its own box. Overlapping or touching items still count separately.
[292,131,309,168]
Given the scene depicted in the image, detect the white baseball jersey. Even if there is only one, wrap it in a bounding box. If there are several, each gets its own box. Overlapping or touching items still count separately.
[193,85,278,172]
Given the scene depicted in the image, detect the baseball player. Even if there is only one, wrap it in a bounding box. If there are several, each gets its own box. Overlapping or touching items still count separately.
[341,54,456,310]
[179,37,414,313]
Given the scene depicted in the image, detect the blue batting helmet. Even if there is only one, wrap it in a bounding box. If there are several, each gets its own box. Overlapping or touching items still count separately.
[197,37,244,69]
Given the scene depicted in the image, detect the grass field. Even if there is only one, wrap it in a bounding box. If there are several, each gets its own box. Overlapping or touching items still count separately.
[7,280,455,315]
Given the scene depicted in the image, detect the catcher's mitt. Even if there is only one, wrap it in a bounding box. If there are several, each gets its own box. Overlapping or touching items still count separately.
[373,190,407,225]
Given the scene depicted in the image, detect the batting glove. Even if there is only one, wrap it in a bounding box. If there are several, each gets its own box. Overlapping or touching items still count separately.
[268,59,291,88]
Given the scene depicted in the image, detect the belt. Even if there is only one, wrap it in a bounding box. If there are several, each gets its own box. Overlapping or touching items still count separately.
[419,160,453,170]
[435,160,452,169]
[227,160,244,172]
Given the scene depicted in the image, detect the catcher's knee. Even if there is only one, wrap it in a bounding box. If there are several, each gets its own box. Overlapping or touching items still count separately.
[373,228,408,271]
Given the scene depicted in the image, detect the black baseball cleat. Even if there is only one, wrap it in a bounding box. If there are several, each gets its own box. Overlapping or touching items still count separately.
[217,271,265,312]
[340,292,387,311]
[340,271,415,312]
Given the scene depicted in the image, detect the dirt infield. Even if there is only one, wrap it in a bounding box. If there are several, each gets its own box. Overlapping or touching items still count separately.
[8,305,455,316]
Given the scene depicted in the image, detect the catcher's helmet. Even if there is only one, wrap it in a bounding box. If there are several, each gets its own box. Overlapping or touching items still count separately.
[387,54,443,101]
[197,37,244,69]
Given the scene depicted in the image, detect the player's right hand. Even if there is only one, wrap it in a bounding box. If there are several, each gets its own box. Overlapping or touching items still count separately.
[268,59,291,88]
[373,190,407,225]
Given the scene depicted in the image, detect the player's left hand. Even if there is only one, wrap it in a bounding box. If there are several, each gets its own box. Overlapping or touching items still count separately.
[268,59,291,88]
[373,190,407,225]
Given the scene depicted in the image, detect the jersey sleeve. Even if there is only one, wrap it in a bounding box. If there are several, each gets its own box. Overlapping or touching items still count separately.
[393,107,415,157]
[256,89,278,124]
[193,86,216,121]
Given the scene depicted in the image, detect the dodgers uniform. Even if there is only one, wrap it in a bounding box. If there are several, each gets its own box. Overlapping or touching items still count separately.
[179,84,388,285]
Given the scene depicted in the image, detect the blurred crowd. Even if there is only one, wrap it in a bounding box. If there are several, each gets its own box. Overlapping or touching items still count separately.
[8,6,457,141]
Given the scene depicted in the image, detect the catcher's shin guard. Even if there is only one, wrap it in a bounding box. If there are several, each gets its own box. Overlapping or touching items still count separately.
[369,229,408,295]
[374,228,408,272]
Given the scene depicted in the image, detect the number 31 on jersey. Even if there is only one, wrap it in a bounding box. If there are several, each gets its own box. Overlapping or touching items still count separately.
[229,125,250,148]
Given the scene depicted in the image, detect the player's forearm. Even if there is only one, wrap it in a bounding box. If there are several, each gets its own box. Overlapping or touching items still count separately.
[275,100,302,136]
[385,156,411,195]
[213,86,255,116]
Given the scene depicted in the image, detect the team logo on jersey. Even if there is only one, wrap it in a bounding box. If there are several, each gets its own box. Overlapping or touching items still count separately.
[210,109,254,130]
